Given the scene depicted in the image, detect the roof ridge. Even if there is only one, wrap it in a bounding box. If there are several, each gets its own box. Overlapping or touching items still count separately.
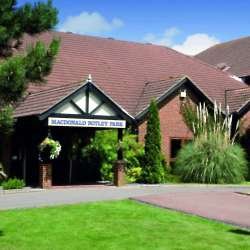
[32,31,247,87]
[204,36,250,51]
[51,30,158,47]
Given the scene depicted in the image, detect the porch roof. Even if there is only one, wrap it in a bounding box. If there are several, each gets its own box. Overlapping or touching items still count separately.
[226,87,250,113]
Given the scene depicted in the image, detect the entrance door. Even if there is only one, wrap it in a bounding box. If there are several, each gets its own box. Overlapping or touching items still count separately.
[51,127,101,185]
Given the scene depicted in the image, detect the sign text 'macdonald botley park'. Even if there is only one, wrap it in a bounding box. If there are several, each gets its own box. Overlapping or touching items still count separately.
[48,117,126,129]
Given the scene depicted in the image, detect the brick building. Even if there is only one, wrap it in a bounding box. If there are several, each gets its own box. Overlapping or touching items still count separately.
[2,31,250,186]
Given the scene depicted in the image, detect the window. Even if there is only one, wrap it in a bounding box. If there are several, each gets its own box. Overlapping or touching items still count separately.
[171,139,182,159]
[170,138,192,163]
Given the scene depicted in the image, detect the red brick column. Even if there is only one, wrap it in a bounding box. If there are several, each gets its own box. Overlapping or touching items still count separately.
[39,163,52,188]
[113,160,126,186]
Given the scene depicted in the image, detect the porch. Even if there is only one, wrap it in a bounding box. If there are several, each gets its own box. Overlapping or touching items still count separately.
[8,76,133,188]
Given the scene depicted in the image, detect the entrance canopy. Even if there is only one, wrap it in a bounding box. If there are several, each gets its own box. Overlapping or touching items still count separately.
[37,76,134,128]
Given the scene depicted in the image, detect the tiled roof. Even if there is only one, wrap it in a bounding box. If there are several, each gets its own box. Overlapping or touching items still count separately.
[14,82,82,118]
[135,76,184,115]
[14,31,247,118]
[226,87,250,112]
[196,36,250,77]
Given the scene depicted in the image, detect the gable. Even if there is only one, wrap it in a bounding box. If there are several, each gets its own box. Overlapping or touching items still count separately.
[39,80,134,125]
[135,76,214,122]
[55,88,116,116]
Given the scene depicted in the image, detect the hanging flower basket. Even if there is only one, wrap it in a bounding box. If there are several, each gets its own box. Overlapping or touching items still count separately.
[39,137,61,163]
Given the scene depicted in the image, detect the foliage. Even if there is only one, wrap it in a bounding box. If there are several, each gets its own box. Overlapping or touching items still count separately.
[142,100,166,183]
[175,134,247,183]
[24,39,60,82]
[126,167,142,183]
[0,0,59,136]
[0,40,60,107]
[182,102,236,141]
[176,102,247,184]
[0,0,58,54]
[17,0,58,35]
[1,201,250,250]
[0,105,14,135]
[82,130,144,182]
[2,177,25,190]
[39,137,61,161]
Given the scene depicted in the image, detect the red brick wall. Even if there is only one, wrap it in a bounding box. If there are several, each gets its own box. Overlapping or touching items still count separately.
[138,94,195,164]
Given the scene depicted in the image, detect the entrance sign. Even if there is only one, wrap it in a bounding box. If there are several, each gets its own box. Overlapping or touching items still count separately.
[48,117,126,128]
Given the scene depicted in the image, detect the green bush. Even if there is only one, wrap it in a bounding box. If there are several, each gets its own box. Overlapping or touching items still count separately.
[126,167,142,183]
[2,178,25,190]
[82,130,144,182]
[176,102,248,184]
[175,134,247,184]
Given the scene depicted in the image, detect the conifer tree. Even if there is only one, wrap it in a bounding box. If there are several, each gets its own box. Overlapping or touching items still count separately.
[0,0,59,133]
[0,0,60,173]
[143,99,165,183]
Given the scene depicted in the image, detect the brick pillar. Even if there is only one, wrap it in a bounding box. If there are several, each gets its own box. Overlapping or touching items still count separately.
[113,160,126,187]
[39,163,52,188]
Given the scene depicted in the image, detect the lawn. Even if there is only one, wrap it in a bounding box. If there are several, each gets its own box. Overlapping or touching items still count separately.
[0,200,250,250]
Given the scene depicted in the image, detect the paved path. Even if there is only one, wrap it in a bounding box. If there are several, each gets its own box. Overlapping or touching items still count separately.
[0,184,250,212]
[133,190,250,228]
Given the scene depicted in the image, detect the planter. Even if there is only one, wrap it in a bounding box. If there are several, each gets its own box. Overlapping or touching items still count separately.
[39,163,52,188]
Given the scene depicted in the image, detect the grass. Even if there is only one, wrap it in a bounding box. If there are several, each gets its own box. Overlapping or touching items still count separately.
[0,200,250,250]
[241,181,250,185]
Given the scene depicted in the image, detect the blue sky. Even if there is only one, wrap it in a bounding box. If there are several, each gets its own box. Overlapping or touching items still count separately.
[18,0,250,55]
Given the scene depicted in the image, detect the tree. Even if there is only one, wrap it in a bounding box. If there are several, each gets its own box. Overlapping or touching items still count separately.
[0,0,60,173]
[142,99,165,183]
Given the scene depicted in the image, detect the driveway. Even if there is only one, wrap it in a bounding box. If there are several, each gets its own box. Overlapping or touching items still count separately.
[0,184,250,213]
[133,189,250,228]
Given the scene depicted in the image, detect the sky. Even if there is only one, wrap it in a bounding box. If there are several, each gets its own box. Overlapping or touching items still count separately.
[18,0,250,55]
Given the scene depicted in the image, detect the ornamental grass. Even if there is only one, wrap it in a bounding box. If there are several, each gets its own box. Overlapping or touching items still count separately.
[175,102,247,184]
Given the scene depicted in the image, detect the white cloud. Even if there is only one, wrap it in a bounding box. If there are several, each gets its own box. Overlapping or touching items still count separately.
[143,27,180,46]
[143,28,220,55]
[172,33,220,55]
[59,11,124,35]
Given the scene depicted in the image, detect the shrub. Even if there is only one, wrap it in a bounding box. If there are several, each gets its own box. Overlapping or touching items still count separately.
[142,100,166,183]
[126,167,142,183]
[175,134,247,184]
[2,178,25,190]
[82,130,144,182]
[176,102,247,184]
